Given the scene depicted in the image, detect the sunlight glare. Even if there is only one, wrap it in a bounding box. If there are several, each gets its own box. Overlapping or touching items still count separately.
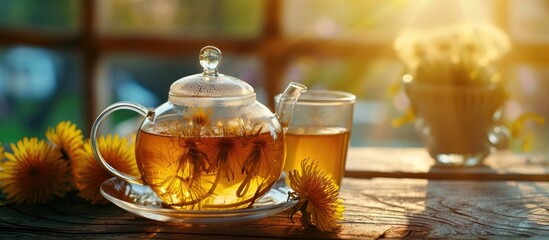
[402,0,495,30]
[402,74,413,83]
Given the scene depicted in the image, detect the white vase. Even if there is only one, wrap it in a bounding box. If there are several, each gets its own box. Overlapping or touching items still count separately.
[405,82,509,166]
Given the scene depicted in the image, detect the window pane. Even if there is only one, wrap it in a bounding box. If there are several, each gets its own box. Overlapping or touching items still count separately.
[506,63,549,152]
[0,0,79,33]
[98,53,264,133]
[283,0,496,42]
[0,46,84,144]
[509,0,549,43]
[281,56,421,147]
[98,0,264,38]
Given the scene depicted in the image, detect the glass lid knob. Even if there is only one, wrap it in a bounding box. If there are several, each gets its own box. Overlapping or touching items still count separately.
[168,45,254,105]
[199,46,222,77]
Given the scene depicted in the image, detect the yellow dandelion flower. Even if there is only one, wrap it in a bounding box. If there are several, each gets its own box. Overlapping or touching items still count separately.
[46,121,84,188]
[73,135,138,204]
[391,107,415,128]
[288,158,344,232]
[0,137,70,204]
[0,143,4,161]
[46,121,84,161]
[508,112,545,152]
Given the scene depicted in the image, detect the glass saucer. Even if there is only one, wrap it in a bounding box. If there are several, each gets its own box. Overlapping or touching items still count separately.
[100,177,298,224]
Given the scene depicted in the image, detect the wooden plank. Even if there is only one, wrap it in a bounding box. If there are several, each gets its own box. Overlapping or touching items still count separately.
[340,178,549,239]
[0,178,547,239]
[96,37,264,55]
[81,0,99,134]
[345,147,549,181]
[0,29,80,47]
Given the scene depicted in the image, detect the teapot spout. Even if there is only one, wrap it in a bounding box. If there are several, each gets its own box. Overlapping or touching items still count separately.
[275,82,307,132]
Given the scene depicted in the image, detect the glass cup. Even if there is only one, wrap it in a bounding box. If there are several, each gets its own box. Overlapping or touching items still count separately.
[276,90,355,187]
[405,82,510,167]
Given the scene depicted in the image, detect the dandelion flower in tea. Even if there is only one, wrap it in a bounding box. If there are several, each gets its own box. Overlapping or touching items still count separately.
[136,113,284,210]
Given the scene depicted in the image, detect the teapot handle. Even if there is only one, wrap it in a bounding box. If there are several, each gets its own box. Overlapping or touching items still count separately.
[487,125,511,150]
[90,101,153,185]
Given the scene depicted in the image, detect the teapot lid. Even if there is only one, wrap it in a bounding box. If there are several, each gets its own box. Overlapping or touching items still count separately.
[168,46,255,106]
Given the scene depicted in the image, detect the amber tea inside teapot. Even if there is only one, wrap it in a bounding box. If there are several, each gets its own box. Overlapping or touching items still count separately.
[91,46,306,210]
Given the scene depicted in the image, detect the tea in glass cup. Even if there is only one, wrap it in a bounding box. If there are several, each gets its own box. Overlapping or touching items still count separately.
[276,90,355,187]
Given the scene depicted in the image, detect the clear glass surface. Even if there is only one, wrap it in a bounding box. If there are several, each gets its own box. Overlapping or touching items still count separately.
[0,0,79,33]
[98,53,264,133]
[0,46,84,144]
[100,177,298,224]
[509,0,549,43]
[506,64,549,152]
[282,0,495,42]
[97,0,264,38]
[281,56,421,147]
[276,90,355,186]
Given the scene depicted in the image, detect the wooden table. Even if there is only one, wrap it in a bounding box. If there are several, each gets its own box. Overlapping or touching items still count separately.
[1,147,548,239]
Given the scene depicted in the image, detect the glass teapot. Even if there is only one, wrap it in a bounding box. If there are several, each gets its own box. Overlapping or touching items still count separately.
[91,46,306,210]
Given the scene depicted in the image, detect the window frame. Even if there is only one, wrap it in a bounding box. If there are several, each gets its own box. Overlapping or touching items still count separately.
[0,0,546,134]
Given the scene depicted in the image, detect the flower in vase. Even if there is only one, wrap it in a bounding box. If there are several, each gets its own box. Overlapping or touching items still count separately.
[73,135,138,204]
[390,22,514,128]
[393,21,511,86]
[0,138,70,204]
[288,158,344,232]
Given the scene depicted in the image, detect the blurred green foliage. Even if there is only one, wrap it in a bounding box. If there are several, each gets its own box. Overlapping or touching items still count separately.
[0,0,79,32]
